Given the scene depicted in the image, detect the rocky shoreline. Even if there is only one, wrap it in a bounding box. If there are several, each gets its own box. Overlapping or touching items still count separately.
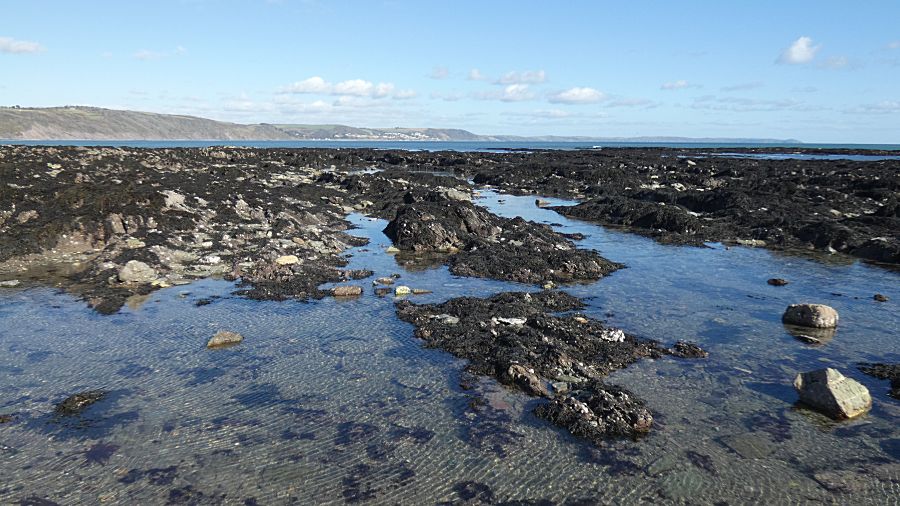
[1,144,896,447]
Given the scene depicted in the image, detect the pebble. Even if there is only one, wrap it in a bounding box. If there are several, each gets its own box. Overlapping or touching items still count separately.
[331,285,363,297]
[207,330,244,349]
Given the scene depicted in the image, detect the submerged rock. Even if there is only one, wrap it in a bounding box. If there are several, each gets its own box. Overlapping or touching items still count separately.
[207,330,244,349]
[794,368,872,419]
[118,260,157,284]
[784,325,836,345]
[874,293,889,302]
[782,304,839,329]
[55,390,106,416]
[671,340,709,358]
[767,278,789,286]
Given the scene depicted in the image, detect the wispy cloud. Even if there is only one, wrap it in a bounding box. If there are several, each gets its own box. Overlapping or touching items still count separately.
[548,87,605,104]
[846,100,900,114]
[660,80,698,90]
[0,36,44,54]
[818,55,860,70]
[721,81,764,92]
[778,36,820,64]
[887,41,900,50]
[280,76,402,99]
[429,66,449,80]
[430,91,464,102]
[393,89,417,100]
[495,70,546,85]
[467,68,487,81]
[606,97,656,108]
[692,95,817,112]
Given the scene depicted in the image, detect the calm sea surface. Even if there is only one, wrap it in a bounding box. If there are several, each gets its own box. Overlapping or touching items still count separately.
[2,139,900,159]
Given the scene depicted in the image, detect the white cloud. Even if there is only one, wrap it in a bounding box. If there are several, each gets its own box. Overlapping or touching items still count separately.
[661,80,694,90]
[429,66,449,79]
[373,82,395,98]
[888,41,900,50]
[500,84,534,101]
[0,36,44,54]
[280,77,399,99]
[283,76,331,93]
[334,79,376,96]
[548,87,605,104]
[496,70,546,85]
[778,36,821,64]
[468,68,487,81]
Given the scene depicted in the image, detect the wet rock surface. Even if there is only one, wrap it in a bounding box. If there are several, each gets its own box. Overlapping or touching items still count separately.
[207,330,244,349]
[782,304,839,328]
[794,368,872,419]
[858,363,900,399]
[55,390,107,416]
[396,291,701,443]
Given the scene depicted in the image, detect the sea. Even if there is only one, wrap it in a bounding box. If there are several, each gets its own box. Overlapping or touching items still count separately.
[2,139,900,155]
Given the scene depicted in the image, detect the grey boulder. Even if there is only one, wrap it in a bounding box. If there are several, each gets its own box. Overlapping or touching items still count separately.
[782,304,838,328]
[118,260,157,283]
[794,368,871,419]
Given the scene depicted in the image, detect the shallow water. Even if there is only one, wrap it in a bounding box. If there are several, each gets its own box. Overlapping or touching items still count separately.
[1,191,898,504]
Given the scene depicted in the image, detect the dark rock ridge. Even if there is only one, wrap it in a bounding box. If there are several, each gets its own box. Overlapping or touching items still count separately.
[383,199,621,284]
[858,363,900,399]
[396,291,706,443]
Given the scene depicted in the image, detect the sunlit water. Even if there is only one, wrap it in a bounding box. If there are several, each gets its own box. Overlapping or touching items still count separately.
[1,191,898,504]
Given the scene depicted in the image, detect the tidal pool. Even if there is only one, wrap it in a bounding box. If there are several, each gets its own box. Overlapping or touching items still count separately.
[0,190,897,504]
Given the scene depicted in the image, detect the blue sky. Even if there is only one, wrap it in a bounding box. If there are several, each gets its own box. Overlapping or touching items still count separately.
[2,0,899,142]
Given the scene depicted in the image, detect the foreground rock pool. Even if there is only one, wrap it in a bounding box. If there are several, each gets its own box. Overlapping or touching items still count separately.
[1,190,898,504]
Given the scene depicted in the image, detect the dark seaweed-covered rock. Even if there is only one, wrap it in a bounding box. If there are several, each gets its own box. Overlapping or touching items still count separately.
[384,200,621,284]
[396,291,700,444]
[534,381,653,441]
[670,340,709,358]
[55,390,106,416]
[858,363,900,399]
